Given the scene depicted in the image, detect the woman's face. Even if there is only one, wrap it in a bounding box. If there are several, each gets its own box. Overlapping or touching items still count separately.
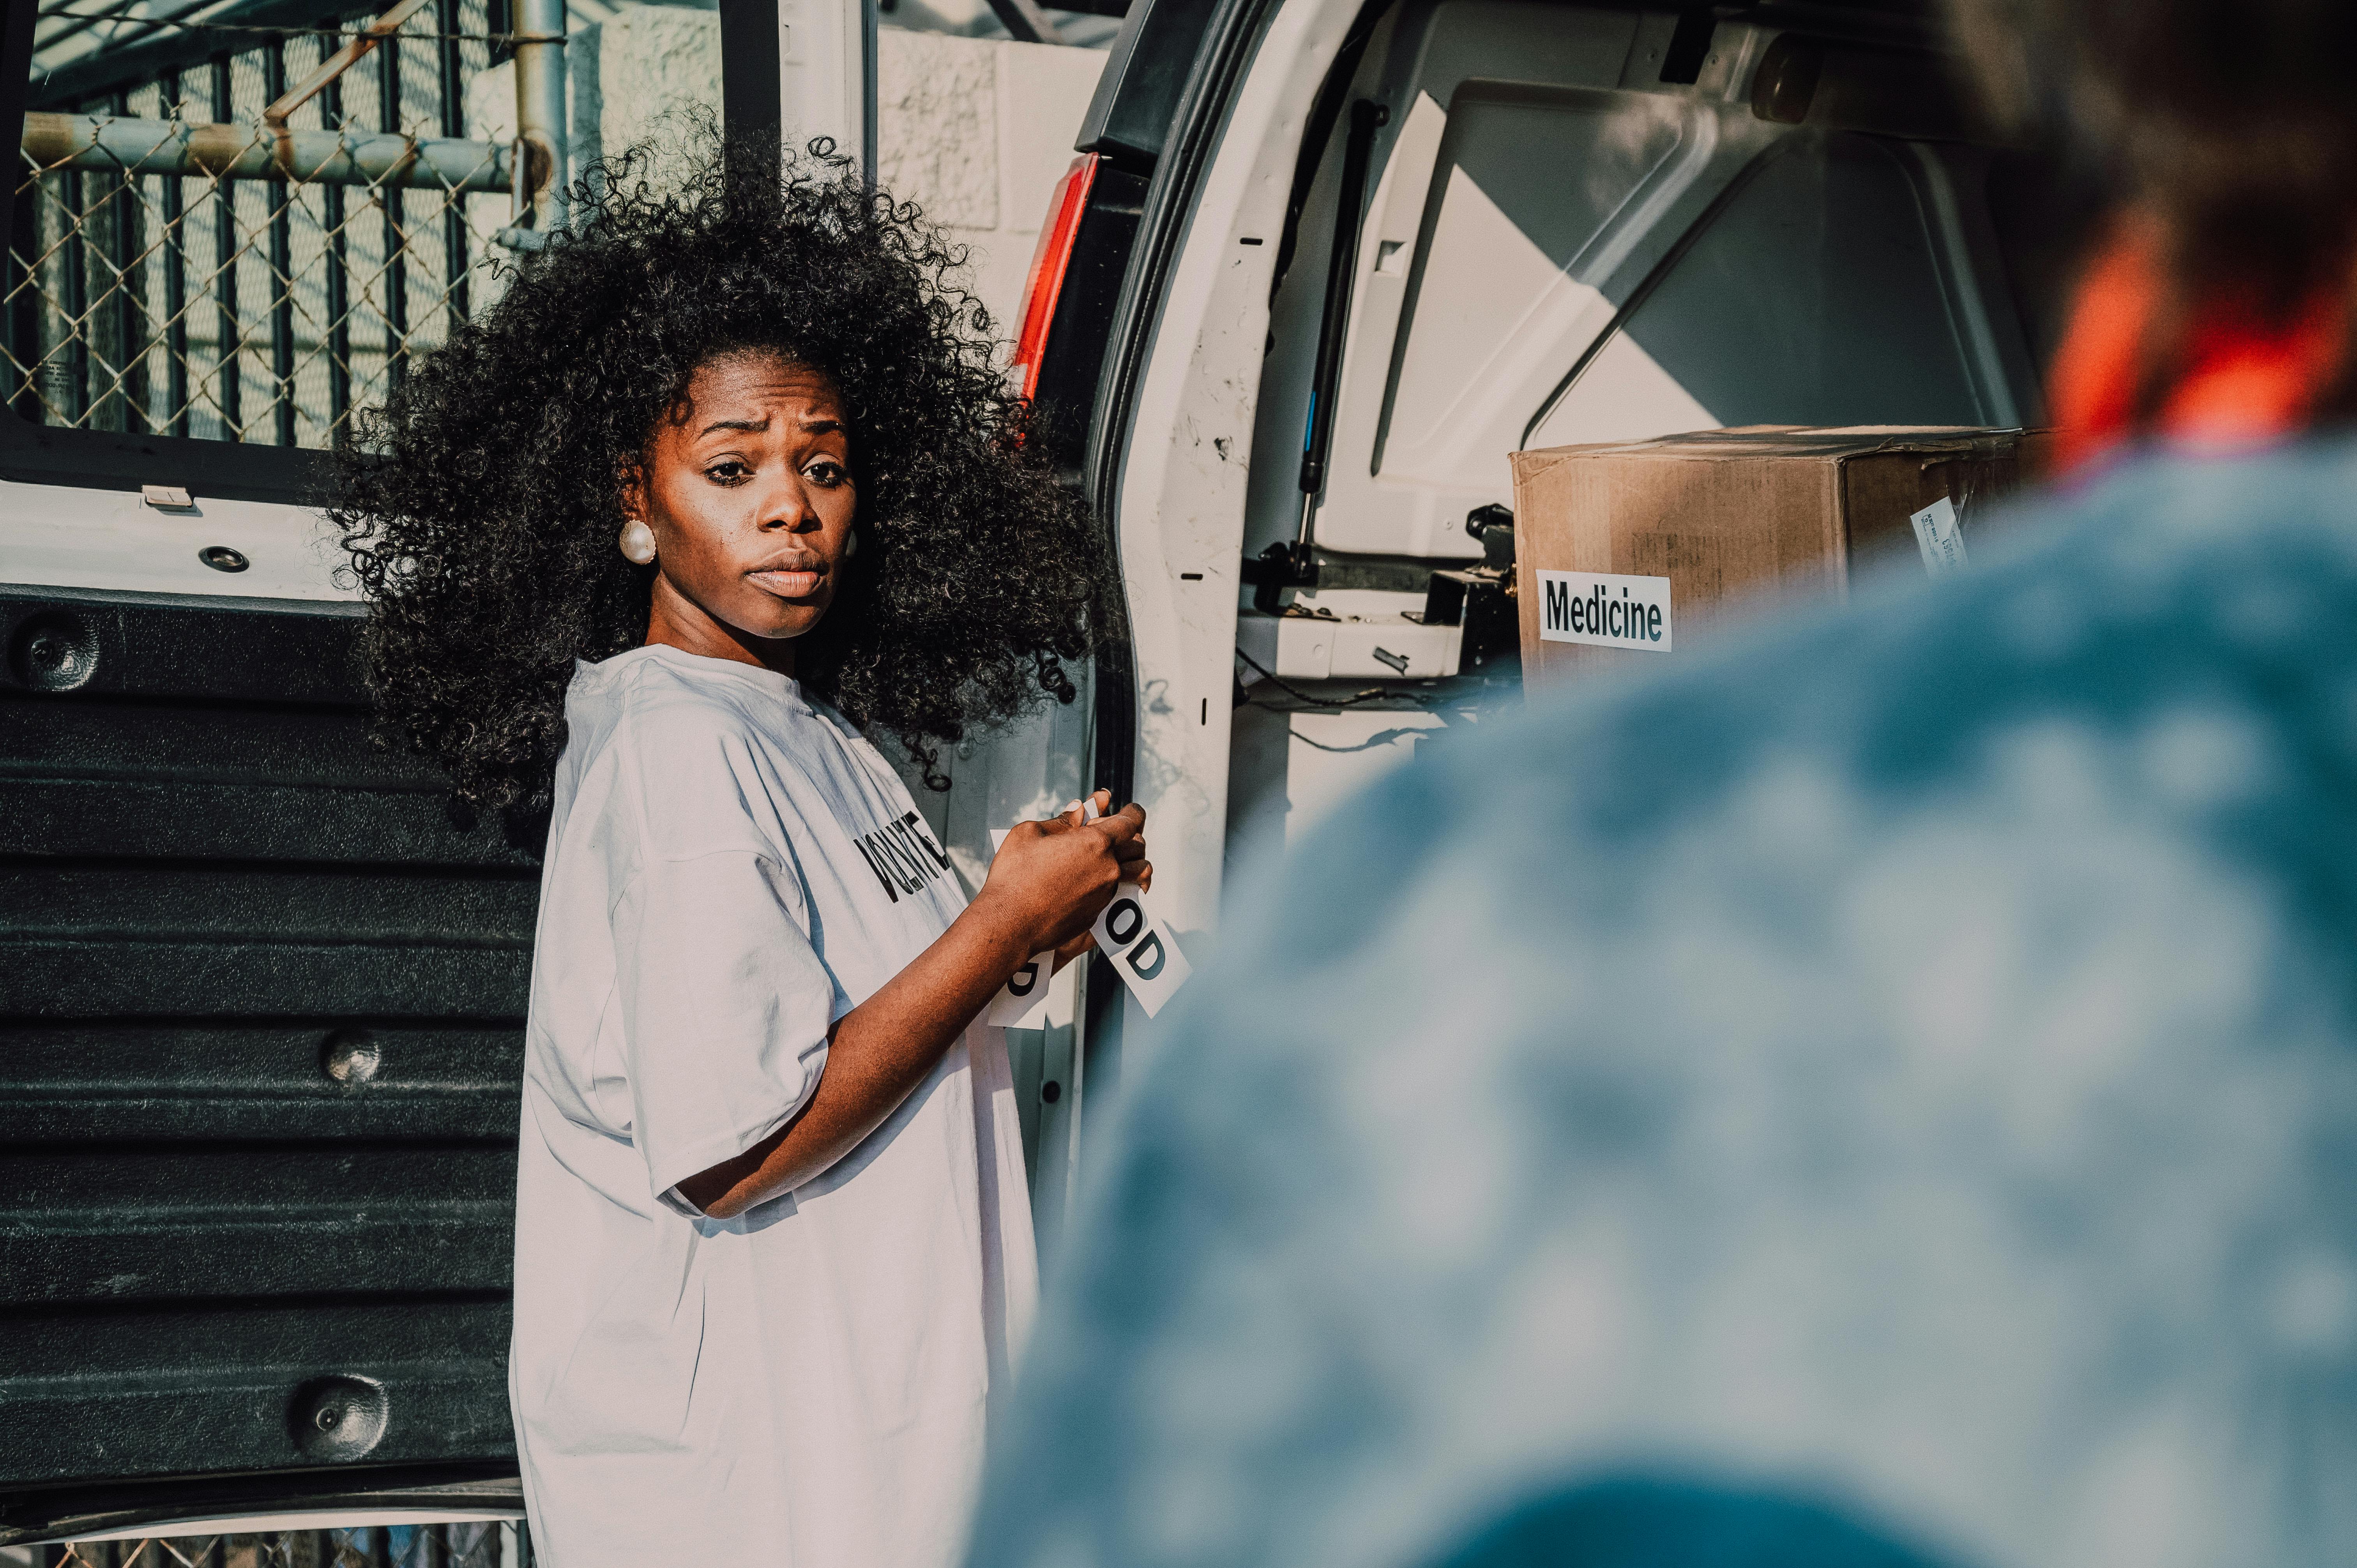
[629,350,857,665]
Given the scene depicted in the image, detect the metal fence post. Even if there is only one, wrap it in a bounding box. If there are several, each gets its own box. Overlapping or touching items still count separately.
[436,0,469,323]
[161,67,189,436]
[323,32,351,439]
[8,139,37,419]
[511,0,565,232]
[60,165,87,424]
[378,24,410,391]
[105,85,147,432]
[263,38,296,444]
[209,49,241,437]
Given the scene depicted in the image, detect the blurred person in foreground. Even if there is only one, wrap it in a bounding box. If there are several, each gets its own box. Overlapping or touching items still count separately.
[966,3,2357,1566]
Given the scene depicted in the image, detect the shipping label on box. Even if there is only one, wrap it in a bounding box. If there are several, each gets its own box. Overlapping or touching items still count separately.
[1909,496,1968,576]
[1536,570,1673,652]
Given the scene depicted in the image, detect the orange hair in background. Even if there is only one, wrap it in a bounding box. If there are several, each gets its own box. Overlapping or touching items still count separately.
[2049,214,2352,477]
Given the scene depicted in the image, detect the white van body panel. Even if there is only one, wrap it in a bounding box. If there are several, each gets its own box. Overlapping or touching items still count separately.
[1097,0,1368,1009]
[1108,0,2052,971]
[0,485,351,602]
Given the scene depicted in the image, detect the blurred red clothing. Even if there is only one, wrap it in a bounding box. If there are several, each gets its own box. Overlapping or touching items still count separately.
[2049,217,2350,476]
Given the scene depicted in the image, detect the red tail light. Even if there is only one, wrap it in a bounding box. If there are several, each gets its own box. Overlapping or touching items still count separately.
[1011,154,1099,402]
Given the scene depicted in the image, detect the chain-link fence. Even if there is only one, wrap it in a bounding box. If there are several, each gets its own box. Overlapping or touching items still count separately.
[7,0,532,449]
[1,1521,527,1568]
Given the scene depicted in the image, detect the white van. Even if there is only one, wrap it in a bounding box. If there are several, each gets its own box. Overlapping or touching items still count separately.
[0,0,2063,1551]
[1032,0,2065,1150]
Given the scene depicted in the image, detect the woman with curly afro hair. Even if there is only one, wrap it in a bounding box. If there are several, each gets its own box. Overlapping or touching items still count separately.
[333,136,1148,1568]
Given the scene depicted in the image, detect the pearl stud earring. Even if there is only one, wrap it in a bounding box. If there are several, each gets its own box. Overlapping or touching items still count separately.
[618,519,656,564]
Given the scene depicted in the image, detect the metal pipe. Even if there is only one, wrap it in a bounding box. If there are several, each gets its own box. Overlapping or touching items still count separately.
[21,111,521,194]
[511,0,566,229]
[261,0,433,128]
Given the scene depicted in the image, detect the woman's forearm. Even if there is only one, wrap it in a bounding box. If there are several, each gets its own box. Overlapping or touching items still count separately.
[676,890,1035,1218]
[675,797,1145,1218]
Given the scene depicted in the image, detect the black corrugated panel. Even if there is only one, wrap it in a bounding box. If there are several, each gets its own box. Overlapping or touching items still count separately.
[0,586,534,1537]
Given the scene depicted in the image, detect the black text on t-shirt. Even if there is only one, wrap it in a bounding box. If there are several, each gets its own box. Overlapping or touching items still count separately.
[853,810,953,902]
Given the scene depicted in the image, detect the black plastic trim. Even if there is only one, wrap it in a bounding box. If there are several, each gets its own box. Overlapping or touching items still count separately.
[0,1468,523,1548]
[719,0,784,158]
[1657,5,1715,83]
[1074,0,1228,169]
[1296,98,1384,499]
[2,580,364,618]
[1266,0,1393,301]
[718,0,873,178]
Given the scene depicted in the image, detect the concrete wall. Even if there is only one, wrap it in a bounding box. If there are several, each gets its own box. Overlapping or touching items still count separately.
[467,10,1106,345]
[874,31,1107,336]
[569,3,731,189]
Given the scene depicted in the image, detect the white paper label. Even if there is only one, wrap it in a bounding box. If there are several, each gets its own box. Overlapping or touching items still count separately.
[981,825,1058,1028]
[983,810,1195,1022]
[984,948,1058,1027]
[1090,883,1192,1018]
[1910,496,1968,576]
[1536,571,1673,652]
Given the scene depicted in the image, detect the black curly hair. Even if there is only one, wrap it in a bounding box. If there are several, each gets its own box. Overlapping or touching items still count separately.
[332,131,1115,813]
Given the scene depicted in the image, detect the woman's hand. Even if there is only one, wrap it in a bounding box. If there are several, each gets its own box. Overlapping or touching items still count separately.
[979,789,1150,955]
[678,790,1148,1218]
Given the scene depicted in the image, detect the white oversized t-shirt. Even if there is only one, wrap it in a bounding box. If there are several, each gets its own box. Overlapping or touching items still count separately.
[509,643,1037,1568]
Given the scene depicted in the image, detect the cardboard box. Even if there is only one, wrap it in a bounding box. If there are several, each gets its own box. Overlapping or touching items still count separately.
[1511,426,2050,682]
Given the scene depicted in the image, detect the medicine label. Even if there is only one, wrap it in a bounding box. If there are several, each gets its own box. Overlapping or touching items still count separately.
[1536,571,1672,651]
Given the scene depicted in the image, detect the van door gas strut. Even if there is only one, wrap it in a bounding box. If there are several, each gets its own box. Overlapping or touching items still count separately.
[1246,96,1386,614]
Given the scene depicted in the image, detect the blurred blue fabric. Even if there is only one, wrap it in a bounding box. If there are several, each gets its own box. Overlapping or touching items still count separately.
[1425,1478,1945,1568]
[968,441,2357,1568]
